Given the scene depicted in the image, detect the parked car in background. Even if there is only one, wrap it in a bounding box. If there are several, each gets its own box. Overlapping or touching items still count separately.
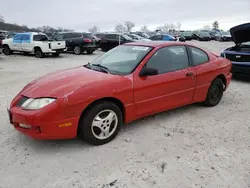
[180,32,193,40]
[131,32,150,39]
[6,32,17,39]
[150,34,186,42]
[2,32,66,58]
[7,41,232,145]
[215,31,232,41]
[194,32,211,41]
[221,23,250,76]
[209,31,219,40]
[126,33,151,41]
[99,33,134,51]
[53,32,98,55]
[0,34,5,54]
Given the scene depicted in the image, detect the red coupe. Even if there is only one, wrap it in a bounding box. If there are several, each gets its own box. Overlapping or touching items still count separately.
[8,41,232,145]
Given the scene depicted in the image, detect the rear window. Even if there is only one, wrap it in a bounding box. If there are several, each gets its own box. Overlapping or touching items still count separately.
[33,34,48,41]
[82,33,93,38]
[199,32,210,37]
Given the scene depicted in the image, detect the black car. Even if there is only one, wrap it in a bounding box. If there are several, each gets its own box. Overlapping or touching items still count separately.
[0,34,5,53]
[99,33,134,51]
[194,32,211,41]
[215,31,232,41]
[53,32,98,55]
[180,32,193,40]
[221,23,250,76]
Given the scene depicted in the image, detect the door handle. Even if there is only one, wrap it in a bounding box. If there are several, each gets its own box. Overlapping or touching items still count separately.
[186,72,194,77]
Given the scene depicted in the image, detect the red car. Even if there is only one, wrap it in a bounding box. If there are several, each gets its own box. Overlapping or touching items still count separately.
[8,41,232,145]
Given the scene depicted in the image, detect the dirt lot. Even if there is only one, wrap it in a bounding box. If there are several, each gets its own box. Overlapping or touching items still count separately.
[0,41,250,188]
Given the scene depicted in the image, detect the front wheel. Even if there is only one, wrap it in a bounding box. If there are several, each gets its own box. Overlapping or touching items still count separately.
[78,102,122,145]
[203,78,224,107]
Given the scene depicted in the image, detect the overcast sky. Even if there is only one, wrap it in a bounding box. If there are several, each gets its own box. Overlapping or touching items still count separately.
[1,0,250,31]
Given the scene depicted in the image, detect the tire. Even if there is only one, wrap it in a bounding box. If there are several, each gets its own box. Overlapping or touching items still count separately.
[3,45,12,55]
[35,48,44,58]
[52,53,60,57]
[86,50,94,54]
[74,46,82,55]
[203,78,224,107]
[78,101,122,145]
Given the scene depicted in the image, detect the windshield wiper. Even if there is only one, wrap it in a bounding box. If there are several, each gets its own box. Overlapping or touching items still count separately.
[92,63,110,74]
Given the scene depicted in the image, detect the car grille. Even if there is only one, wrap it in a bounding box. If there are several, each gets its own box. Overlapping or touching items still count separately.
[16,96,29,107]
[225,53,250,62]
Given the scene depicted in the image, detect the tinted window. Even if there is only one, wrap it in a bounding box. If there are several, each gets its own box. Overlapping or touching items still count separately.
[54,34,64,41]
[151,35,162,40]
[22,34,30,41]
[190,47,209,66]
[106,34,116,39]
[146,46,189,74]
[33,35,48,41]
[13,34,22,40]
[82,33,93,38]
[71,33,82,38]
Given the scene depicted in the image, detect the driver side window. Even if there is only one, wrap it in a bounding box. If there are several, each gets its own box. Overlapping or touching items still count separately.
[146,46,189,74]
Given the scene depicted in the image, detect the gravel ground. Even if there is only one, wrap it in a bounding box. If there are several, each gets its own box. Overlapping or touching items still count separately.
[0,41,250,188]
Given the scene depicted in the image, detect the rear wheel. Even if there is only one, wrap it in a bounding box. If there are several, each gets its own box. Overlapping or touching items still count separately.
[203,78,224,107]
[74,46,82,55]
[52,53,60,57]
[3,45,12,55]
[86,50,94,54]
[35,48,44,58]
[78,101,122,145]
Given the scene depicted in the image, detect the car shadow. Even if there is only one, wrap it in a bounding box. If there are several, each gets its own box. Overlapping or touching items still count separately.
[232,75,250,82]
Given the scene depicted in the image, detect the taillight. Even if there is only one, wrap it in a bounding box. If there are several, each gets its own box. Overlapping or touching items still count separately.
[83,38,92,43]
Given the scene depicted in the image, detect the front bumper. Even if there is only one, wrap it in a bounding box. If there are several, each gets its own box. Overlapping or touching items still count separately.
[8,106,79,140]
[231,62,250,76]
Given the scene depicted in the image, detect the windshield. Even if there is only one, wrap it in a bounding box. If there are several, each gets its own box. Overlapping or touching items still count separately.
[90,45,152,75]
[126,34,137,40]
[222,31,230,35]
[142,33,150,38]
[122,34,133,40]
[33,34,48,41]
[132,34,143,39]
[199,32,210,37]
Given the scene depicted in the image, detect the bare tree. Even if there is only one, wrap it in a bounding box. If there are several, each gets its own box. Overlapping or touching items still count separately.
[156,24,170,34]
[0,14,5,23]
[88,25,99,33]
[212,21,219,30]
[124,21,135,32]
[114,24,126,33]
[140,25,149,33]
[176,22,181,31]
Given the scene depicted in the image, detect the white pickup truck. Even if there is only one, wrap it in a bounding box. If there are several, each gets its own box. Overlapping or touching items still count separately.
[2,32,66,58]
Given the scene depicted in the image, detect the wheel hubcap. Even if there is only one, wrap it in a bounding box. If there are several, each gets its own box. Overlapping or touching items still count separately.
[74,47,80,54]
[210,84,221,102]
[91,110,118,140]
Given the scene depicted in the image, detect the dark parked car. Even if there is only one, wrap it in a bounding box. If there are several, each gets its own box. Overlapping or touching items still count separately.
[221,23,250,76]
[193,32,211,41]
[99,33,134,51]
[53,32,98,55]
[180,32,193,40]
[131,32,150,39]
[215,31,232,41]
[0,34,5,53]
[209,31,219,40]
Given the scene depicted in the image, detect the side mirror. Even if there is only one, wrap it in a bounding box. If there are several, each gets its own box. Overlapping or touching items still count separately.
[179,37,186,42]
[139,67,158,77]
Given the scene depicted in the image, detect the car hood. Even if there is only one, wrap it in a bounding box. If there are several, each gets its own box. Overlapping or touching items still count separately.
[230,23,250,44]
[20,66,121,98]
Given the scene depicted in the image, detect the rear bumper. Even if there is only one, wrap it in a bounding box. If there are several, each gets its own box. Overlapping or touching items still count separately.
[49,48,67,53]
[82,45,98,51]
[231,62,250,76]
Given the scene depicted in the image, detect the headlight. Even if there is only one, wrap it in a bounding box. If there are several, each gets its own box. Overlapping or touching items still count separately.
[21,98,56,110]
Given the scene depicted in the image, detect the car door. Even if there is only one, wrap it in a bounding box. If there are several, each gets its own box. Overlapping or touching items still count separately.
[133,45,197,116]
[187,46,213,102]
[21,33,32,52]
[12,34,23,51]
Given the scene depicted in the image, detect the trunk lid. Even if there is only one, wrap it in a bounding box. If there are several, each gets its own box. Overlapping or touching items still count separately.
[50,41,66,50]
[230,23,250,44]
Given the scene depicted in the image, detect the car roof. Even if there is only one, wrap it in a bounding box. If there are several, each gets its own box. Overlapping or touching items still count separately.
[124,41,187,48]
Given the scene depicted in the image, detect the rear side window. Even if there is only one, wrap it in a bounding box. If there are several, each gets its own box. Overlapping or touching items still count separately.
[106,34,116,39]
[151,35,162,40]
[22,34,30,41]
[190,47,209,66]
[33,35,48,41]
[71,33,82,38]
